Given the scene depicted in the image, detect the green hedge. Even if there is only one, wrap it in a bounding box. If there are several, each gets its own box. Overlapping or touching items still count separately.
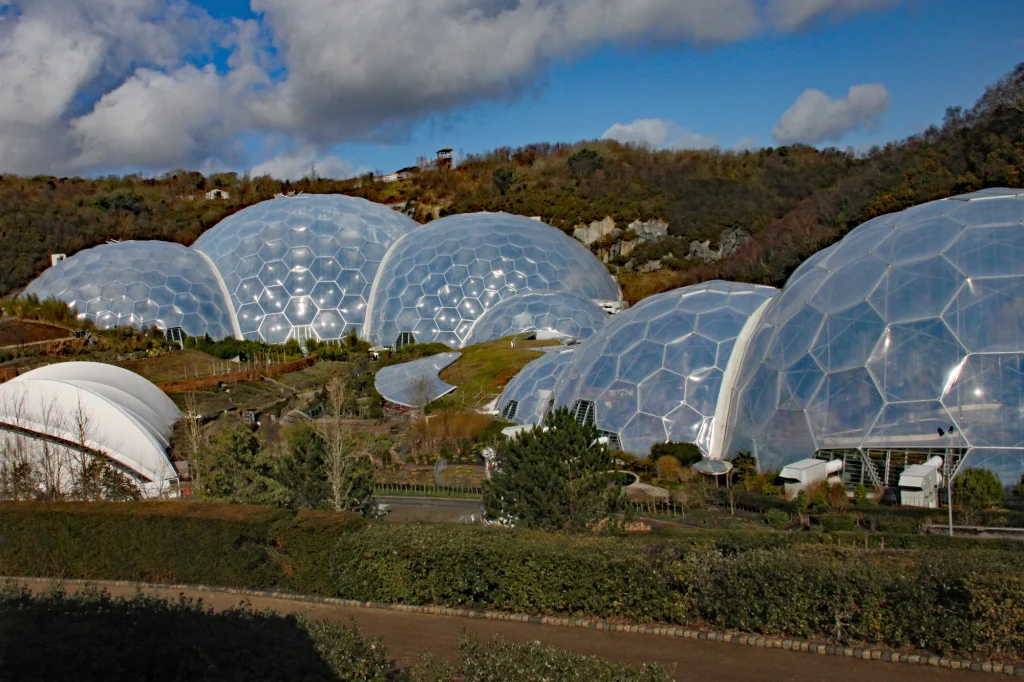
[4,502,1024,660]
[331,524,1024,659]
[0,502,364,595]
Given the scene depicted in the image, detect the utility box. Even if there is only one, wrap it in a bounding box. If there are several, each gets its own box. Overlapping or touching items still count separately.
[778,458,843,499]
[898,456,943,508]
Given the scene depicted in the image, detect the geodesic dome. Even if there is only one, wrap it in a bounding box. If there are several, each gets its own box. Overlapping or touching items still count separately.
[726,189,1024,483]
[192,194,418,343]
[365,213,620,349]
[24,241,236,339]
[464,291,608,346]
[497,349,575,425]
[552,281,777,456]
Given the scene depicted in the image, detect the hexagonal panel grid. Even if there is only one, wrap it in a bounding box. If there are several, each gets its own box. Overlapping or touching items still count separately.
[24,241,234,339]
[192,194,418,343]
[464,291,609,346]
[365,213,621,349]
[551,281,777,456]
[496,349,576,426]
[727,189,1024,482]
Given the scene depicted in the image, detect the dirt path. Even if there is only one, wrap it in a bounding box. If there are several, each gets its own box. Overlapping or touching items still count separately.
[12,579,988,682]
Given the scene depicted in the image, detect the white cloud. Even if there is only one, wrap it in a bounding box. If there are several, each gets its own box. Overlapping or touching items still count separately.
[250,146,356,181]
[0,0,903,175]
[602,119,673,148]
[772,83,891,145]
[602,118,717,150]
[767,0,902,32]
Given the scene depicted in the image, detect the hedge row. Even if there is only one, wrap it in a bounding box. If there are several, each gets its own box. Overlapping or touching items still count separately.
[3,503,1024,660]
[1,584,671,681]
[0,502,363,595]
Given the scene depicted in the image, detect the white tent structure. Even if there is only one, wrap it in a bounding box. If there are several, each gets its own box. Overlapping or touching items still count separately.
[0,362,180,495]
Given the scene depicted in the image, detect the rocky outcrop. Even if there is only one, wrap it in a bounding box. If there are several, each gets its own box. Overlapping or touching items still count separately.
[686,227,752,263]
[627,219,669,242]
[573,217,619,246]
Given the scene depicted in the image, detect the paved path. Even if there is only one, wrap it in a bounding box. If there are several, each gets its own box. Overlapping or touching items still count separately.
[13,580,988,682]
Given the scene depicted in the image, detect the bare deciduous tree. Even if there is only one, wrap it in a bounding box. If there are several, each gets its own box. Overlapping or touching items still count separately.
[316,377,375,513]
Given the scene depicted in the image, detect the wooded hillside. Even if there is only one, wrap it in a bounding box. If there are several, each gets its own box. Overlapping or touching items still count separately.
[1,64,1021,304]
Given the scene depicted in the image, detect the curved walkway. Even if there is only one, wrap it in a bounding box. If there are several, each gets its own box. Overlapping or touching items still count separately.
[8,578,992,682]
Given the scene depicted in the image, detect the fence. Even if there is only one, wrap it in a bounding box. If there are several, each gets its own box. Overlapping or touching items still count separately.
[374,482,483,498]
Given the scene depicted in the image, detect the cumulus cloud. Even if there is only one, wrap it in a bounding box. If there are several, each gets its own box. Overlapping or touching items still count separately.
[249,146,357,181]
[772,83,891,145]
[602,119,717,150]
[0,0,223,174]
[0,0,903,175]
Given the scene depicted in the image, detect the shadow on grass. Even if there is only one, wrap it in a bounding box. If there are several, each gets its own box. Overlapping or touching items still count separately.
[0,583,393,681]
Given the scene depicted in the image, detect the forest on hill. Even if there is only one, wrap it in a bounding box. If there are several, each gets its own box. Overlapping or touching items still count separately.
[0,64,1020,303]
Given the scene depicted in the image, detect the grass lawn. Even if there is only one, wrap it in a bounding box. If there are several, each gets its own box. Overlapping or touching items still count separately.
[439,336,560,405]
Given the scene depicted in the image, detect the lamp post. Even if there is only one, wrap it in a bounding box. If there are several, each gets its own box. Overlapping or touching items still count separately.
[938,425,958,537]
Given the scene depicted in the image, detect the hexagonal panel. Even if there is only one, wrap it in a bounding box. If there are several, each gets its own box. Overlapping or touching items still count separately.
[192,194,418,342]
[24,241,234,339]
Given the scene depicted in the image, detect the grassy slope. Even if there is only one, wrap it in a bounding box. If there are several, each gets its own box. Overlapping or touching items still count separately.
[118,349,232,383]
[439,337,560,405]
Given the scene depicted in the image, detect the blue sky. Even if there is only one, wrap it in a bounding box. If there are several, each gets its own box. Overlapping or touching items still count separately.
[0,0,1021,178]
[325,1,1023,174]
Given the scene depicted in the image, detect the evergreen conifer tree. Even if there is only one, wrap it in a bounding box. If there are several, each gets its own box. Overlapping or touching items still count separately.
[483,407,623,531]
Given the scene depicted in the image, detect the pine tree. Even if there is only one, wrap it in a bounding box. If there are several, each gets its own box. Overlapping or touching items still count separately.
[483,407,623,531]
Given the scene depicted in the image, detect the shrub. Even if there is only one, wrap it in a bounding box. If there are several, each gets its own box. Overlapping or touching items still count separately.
[0,583,395,682]
[655,455,684,483]
[649,442,701,467]
[818,513,856,533]
[956,468,1006,510]
[763,508,790,529]
[412,635,672,682]
[873,514,923,535]
[8,503,1024,660]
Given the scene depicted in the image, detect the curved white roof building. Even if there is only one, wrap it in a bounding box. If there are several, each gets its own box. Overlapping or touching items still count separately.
[0,362,179,494]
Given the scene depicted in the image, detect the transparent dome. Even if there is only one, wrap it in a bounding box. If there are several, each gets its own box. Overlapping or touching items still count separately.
[464,291,608,346]
[365,213,620,349]
[727,189,1024,483]
[497,349,575,425]
[24,241,235,339]
[553,281,777,456]
[192,194,418,344]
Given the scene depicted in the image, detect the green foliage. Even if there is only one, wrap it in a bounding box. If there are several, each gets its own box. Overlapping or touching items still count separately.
[275,421,331,510]
[763,508,790,529]
[566,148,604,181]
[483,407,623,530]
[411,635,672,682]
[193,424,289,506]
[71,458,141,502]
[955,468,1006,510]
[0,584,396,681]
[491,166,515,195]
[730,451,758,484]
[649,441,702,467]
[0,294,82,327]
[184,334,302,361]
[818,513,857,533]
[853,483,870,508]
[794,490,808,514]
[8,503,1024,658]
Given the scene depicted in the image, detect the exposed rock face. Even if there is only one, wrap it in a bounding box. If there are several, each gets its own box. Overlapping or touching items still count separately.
[573,217,619,246]
[686,227,752,263]
[627,219,669,242]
